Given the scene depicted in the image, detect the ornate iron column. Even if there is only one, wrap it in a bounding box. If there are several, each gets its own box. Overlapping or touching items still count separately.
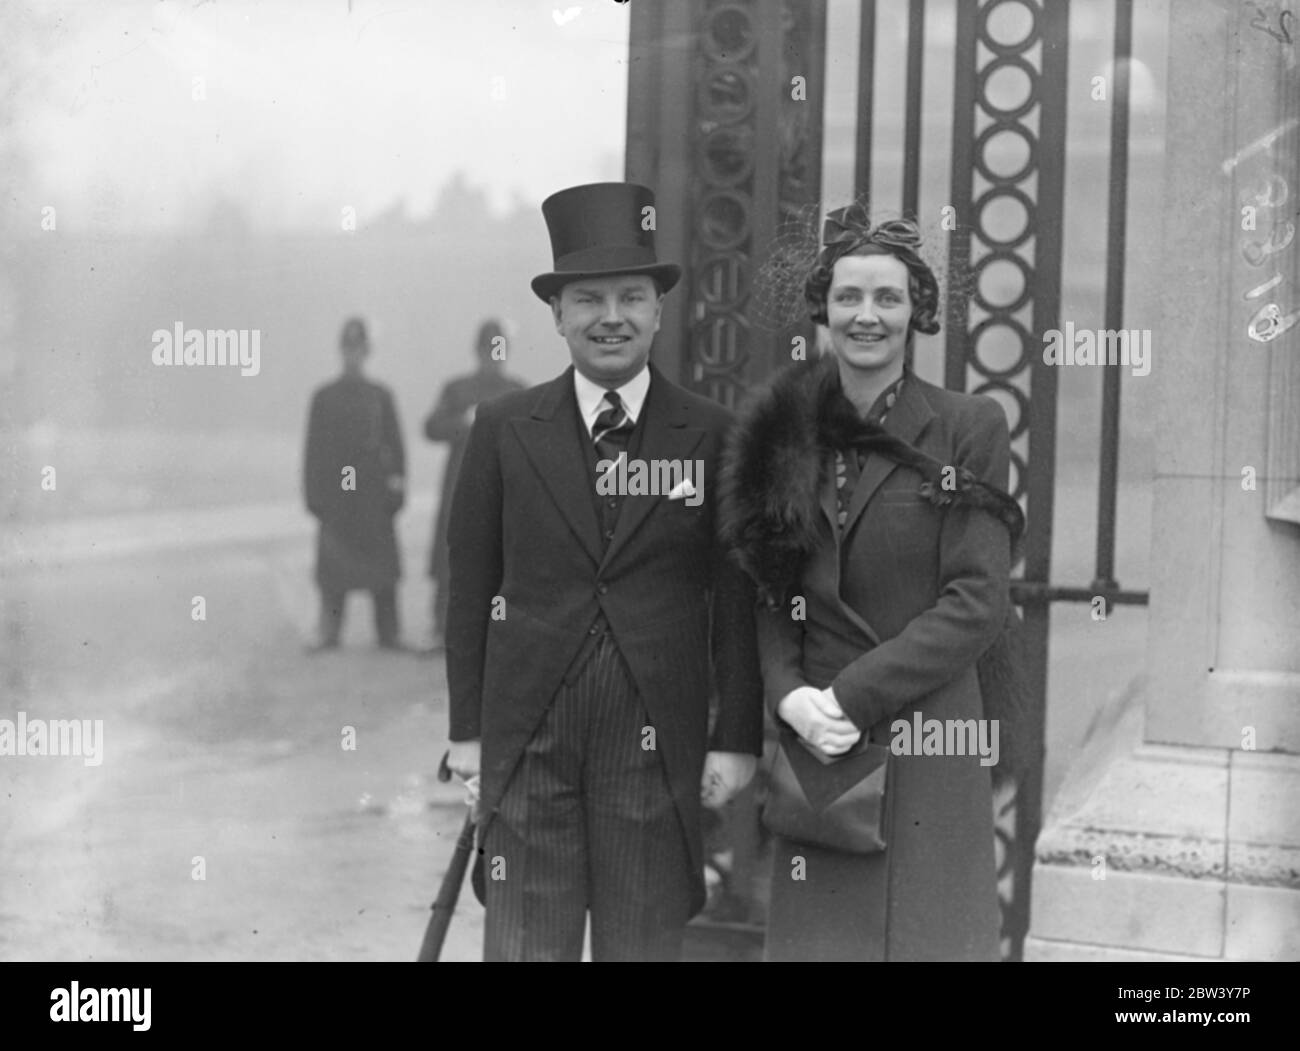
[627,0,826,402]
[944,0,1072,960]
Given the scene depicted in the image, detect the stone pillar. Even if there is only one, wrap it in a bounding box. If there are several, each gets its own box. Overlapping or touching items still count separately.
[1025,1,1300,961]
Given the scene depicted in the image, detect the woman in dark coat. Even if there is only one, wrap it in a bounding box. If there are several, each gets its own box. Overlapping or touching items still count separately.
[720,207,1021,961]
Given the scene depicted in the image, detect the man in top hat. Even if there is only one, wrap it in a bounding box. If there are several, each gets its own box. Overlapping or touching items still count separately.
[443,182,763,961]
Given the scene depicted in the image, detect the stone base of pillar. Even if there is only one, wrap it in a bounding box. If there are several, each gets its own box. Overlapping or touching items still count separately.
[1025,677,1300,961]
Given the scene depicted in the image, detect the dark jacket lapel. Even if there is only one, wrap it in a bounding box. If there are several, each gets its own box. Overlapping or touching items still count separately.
[600,365,706,571]
[818,450,838,535]
[511,367,604,566]
[812,461,882,648]
[839,374,936,539]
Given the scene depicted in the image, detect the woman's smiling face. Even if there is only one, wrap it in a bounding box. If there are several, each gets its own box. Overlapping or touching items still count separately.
[825,252,913,375]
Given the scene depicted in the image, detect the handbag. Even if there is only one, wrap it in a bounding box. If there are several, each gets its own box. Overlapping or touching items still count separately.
[761,725,889,854]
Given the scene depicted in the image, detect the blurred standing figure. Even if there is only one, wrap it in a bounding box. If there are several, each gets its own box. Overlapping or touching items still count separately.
[303,317,407,651]
[422,320,525,651]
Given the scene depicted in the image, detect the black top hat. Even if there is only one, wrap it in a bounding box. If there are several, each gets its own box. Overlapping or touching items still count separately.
[531,182,681,302]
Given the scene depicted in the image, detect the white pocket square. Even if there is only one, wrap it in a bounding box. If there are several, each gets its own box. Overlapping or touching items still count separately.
[668,479,697,500]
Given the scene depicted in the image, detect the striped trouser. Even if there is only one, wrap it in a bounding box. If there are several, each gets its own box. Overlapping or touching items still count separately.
[482,634,693,961]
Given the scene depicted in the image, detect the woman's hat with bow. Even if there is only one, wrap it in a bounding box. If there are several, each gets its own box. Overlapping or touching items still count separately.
[804,204,942,333]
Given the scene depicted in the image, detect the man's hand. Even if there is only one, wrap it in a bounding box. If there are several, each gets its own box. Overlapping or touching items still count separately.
[446,739,481,780]
[700,751,757,809]
[445,739,482,820]
[776,686,862,757]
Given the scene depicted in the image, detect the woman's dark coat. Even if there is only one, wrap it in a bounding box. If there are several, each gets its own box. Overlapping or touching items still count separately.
[720,357,1011,961]
[303,374,405,592]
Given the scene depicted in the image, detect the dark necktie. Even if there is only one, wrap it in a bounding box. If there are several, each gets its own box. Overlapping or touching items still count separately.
[592,390,634,462]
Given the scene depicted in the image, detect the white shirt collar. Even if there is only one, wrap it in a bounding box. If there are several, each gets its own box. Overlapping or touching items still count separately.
[573,365,651,434]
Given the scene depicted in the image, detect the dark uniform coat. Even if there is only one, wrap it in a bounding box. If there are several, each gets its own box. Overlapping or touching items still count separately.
[423,368,526,581]
[303,374,405,592]
[721,359,1011,961]
[445,364,763,917]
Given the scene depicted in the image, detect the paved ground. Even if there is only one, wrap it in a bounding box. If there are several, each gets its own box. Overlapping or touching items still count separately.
[1,507,484,962]
[0,478,1148,961]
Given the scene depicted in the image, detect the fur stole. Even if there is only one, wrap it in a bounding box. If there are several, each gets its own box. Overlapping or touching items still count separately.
[719,355,1025,610]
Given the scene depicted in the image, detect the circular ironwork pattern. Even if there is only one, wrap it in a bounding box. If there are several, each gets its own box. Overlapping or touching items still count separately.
[971,317,1034,385]
[701,2,758,62]
[979,0,1040,56]
[977,54,1040,122]
[974,123,1038,185]
[683,0,823,405]
[959,3,1058,958]
[961,0,1050,506]
[697,66,755,126]
[697,126,756,188]
[687,1,764,406]
[973,186,1035,250]
[696,189,752,251]
[974,251,1034,314]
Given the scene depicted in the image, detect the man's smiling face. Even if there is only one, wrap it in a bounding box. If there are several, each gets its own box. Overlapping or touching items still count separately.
[552,274,663,388]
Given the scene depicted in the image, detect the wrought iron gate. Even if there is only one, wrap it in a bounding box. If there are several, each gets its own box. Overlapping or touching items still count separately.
[627,0,1150,960]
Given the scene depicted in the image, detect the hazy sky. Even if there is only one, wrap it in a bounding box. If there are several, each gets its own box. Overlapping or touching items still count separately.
[7,0,630,233]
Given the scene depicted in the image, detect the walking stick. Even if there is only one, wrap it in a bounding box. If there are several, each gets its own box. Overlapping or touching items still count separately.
[416,751,478,962]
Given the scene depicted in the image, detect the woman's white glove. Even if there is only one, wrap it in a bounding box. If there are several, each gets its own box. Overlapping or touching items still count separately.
[776,686,863,757]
